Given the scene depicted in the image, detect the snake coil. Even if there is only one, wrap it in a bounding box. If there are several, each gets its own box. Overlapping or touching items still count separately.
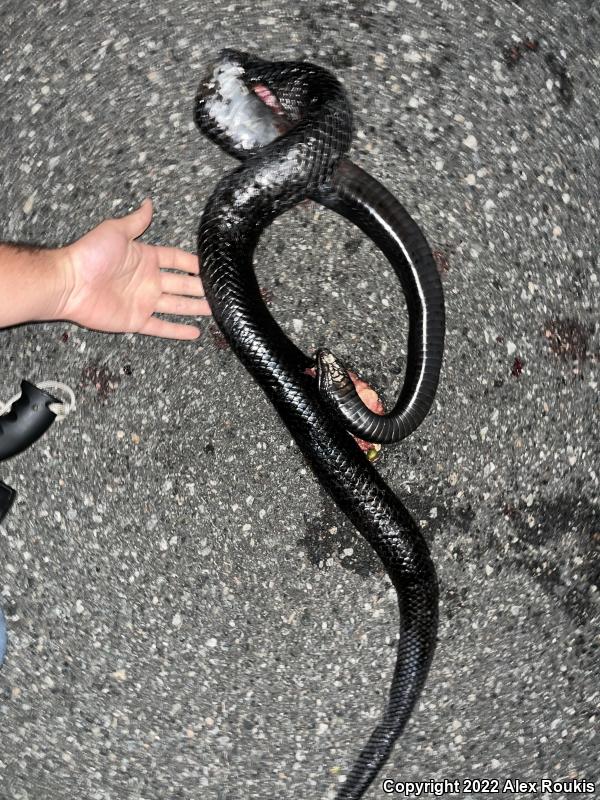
[195,49,445,798]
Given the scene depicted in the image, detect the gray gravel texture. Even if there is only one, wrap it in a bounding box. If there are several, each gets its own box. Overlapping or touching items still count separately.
[0,1,598,798]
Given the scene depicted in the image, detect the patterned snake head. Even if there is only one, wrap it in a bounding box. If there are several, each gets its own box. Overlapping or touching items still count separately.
[194,48,353,163]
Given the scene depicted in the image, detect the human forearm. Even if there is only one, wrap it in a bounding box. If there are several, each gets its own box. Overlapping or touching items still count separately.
[0,200,209,339]
[0,242,71,328]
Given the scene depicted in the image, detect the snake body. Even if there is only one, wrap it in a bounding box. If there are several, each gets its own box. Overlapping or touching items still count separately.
[196,50,444,798]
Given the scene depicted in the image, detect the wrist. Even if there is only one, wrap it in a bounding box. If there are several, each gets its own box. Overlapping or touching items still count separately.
[46,244,76,323]
[29,244,74,323]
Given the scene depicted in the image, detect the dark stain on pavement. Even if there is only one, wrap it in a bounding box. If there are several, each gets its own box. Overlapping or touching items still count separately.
[503,36,574,107]
[208,322,231,350]
[544,317,592,362]
[545,52,575,107]
[298,506,384,578]
[500,493,599,625]
[80,362,120,399]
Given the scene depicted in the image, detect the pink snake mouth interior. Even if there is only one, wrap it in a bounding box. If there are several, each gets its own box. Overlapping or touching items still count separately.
[251,82,293,136]
[252,83,286,117]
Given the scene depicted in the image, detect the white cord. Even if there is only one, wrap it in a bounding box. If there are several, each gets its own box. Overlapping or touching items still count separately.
[0,381,76,422]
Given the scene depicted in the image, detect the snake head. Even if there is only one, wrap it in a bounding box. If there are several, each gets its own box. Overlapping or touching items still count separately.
[315,349,385,461]
[316,348,354,397]
[194,49,291,160]
[194,49,352,162]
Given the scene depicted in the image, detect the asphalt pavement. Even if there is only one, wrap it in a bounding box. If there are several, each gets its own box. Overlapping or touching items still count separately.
[0,1,598,798]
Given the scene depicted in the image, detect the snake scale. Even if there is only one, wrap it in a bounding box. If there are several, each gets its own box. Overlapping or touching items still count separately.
[195,49,445,798]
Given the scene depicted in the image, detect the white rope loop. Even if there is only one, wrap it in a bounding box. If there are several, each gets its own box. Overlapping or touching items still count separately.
[0,381,76,422]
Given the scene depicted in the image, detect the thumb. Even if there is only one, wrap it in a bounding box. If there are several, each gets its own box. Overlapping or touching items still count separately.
[120,197,153,239]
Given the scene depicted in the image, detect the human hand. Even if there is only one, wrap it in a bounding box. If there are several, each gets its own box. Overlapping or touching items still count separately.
[60,198,210,339]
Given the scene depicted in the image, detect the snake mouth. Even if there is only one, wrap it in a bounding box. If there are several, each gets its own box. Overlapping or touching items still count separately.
[249,83,286,117]
[196,50,291,150]
[214,49,287,116]
[250,82,293,135]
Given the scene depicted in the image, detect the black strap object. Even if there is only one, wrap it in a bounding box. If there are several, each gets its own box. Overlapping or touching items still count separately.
[0,379,60,517]
[0,480,16,523]
[0,380,59,462]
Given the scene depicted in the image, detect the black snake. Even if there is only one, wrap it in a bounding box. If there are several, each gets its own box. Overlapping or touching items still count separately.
[195,49,445,798]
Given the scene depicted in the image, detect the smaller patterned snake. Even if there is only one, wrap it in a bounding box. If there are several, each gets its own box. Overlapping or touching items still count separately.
[195,49,445,798]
